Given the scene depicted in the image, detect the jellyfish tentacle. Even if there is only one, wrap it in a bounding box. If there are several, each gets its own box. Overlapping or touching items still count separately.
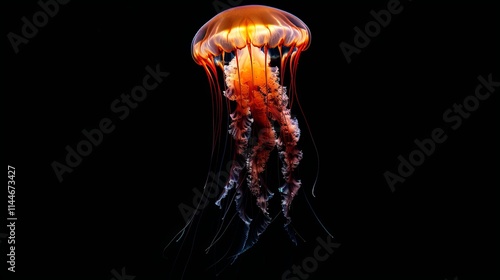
[277,129,302,243]
[221,45,283,261]
[266,82,303,244]
[260,60,303,243]
[276,117,303,244]
[233,104,276,259]
[247,107,276,214]
[216,102,253,223]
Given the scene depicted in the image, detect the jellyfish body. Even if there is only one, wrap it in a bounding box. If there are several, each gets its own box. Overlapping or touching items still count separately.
[192,5,311,260]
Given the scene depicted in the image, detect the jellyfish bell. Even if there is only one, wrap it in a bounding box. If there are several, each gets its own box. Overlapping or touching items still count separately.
[191,5,310,59]
[192,5,310,96]
[185,5,325,264]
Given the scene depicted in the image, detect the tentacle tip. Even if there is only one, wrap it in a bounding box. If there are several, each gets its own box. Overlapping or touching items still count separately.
[284,224,298,245]
[215,200,223,208]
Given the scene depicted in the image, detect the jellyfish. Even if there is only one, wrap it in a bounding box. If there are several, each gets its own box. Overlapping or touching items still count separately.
[191,4,312,261]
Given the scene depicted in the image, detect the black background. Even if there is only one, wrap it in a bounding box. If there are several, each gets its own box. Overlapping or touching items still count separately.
[2,0,499,279]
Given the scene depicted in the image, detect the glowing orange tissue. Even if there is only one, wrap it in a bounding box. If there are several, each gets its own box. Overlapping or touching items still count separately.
[191,5,311,260]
